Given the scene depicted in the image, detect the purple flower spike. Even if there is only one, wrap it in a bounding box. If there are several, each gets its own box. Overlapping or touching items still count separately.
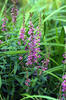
[19,28,25,41]
[62,74,66,98]
[2,17,8,31]
[26,20,41,66]
[11,6,18,23]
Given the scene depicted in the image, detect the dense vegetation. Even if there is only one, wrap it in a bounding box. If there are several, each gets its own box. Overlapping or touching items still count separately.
[0,0,66,100]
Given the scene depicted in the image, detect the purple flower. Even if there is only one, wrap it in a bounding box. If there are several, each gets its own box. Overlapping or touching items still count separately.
[26,79,30,82]
[25,82,29,86]
[62,75,66,80]
[18,41,21,45]
[42,58,50,67]
[18,13,25,62]
[42,67,48,71]
[26,21,41,66]
[19,56,23,60]
[19,28,25,41]
[25,78,30,87]
[41,57,50,72]
[62,74,66,98]
[11,6,18,23]
[2,17,8,31]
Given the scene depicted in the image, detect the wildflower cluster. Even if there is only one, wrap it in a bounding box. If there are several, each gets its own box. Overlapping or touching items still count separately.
[26,21,41,65]
[19,28,25,41]
[18,12,25,61]
[2,17,8,31]
[62,74,66,98]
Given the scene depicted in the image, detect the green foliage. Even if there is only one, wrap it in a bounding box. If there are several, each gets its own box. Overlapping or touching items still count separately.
[21,94,58,100]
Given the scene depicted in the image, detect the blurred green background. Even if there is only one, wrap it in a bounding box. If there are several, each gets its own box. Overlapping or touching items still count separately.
[0,0,65,11]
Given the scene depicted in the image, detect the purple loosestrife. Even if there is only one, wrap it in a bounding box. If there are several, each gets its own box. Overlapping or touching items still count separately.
[18,27,25,60]
[26,21,35,65]
[2,17,8,31]
[35,57,49,75]
[62,74,66,98]
[18,11,25,61]
[11,6,18,23]
[41,57,49,71]
[19,56,23,60]
[19,28,25,41]
[11,0,18,23]
[26,21,41,66]
[19,11,25,41]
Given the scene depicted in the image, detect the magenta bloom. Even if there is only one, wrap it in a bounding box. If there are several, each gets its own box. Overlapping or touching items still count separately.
[2,17,8,31]
[26,21,41,66]
[25,82,29,86]
[25,78,30,87]
[36,26,41,37]
[62,74,66,98]
[42,67,47,71]
[19,28,25,41]
[26,79,30,82]
[19,56,23,60]
[18,41,21,45]
[41,57,49,72]
[62,75,66,80]
[42,58,49,67]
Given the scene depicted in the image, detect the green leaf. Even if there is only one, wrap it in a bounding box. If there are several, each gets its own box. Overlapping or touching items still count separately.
[0,50,28,56]
[64,26,66,33]
[46,72,62,82]
[44,36,58,42]
[0,0,8,17]
[43,5,66,23]
[14,62,18,74]
[0,76,2,88]
[59,27,65,44]
[21,94,58,100]
[44,65,63,74]
[40,43,65,47]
